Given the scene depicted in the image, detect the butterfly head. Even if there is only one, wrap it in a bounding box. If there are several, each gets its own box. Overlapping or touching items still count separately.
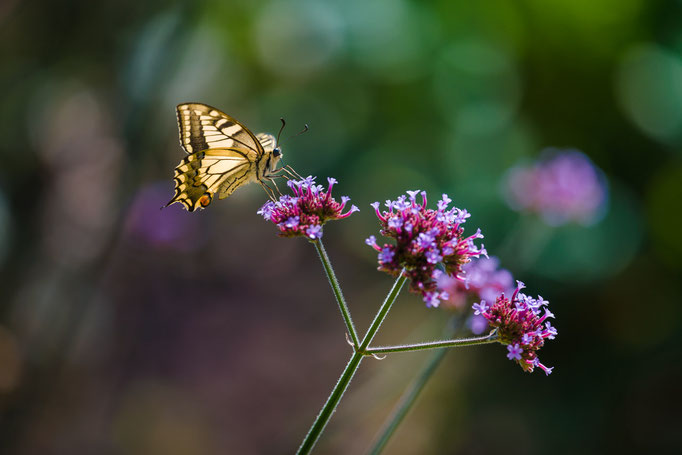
[269,145,283,172]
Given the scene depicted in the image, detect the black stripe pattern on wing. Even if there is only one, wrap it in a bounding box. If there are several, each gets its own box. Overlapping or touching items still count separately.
[166,150,252,211]
[176,103,263,157]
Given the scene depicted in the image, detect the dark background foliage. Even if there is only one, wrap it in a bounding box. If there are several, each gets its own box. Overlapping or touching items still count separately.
[0,1,680,454]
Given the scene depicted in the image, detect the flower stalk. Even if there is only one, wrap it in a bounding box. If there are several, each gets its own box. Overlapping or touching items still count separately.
[296,350,364,455]
[313,238,359,348]
[364,330,498,355]
[358,273,408,351]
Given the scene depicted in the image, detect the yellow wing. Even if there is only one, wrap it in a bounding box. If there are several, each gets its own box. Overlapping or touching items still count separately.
[167,148,255,211]
[176,103,264,157]
[168,104,277,211]
[255,133,276,153]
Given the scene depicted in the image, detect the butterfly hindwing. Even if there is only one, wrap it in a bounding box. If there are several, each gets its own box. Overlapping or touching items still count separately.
[167,148,255,211]
[256,133,276,153]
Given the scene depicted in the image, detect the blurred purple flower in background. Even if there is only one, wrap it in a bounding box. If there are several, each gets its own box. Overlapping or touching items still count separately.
[503,149,608,226]
[366,191,486,308]
[258,176,358,239]
[436,256,515,333]
[124,182,203,251]
[473,281,557,375]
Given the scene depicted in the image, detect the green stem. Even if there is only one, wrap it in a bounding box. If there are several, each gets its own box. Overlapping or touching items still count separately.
[366,347,448,455]
[297,272,407,455]
[297,351,363,455]
[365,330,498,355]
[313,239,360,348]
[359,274,408,350]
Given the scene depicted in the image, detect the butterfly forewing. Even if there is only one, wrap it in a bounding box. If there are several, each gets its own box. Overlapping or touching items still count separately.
[176,103,263,156]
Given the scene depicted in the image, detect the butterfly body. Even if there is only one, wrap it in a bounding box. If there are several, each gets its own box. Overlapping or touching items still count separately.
[167,103,285,211]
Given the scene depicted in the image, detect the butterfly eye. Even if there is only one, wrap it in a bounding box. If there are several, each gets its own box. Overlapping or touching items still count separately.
[273,147,282,157]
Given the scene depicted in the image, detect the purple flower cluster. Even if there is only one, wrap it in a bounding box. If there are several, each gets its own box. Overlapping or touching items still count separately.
[366,191,487,307]
[436,257,515,334]
[503,149,608,226]
[473,281,557,375]
[258,176,358,240]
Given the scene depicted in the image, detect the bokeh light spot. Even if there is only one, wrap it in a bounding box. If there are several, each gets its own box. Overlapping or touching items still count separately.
[433,40,521,135]
[616,44,682,143]
[163,25,230,105]
[344,0,436,82]
[255,0,344,77]
[124,182,205,252]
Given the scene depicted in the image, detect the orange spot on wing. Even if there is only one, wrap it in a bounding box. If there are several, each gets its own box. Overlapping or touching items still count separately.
[199,194,212,207]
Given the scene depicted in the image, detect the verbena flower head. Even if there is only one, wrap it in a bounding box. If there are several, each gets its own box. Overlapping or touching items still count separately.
[503,148,608,226]
[366,191,486,307]
[258,176,358,240]
[473,281,557,375]
[436,256,515,334]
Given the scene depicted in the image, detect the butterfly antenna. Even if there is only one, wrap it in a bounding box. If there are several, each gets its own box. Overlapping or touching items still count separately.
[276,117,286,145]
[295,124,309,137]
[277,119,309,149]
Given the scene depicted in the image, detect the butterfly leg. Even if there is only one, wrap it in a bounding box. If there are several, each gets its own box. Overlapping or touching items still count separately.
[284,165,303,180]
[270,165,301,181]
[259,180,278,202]
[265,168,293,181]
[271,171,292,181]
[267,177,283,196]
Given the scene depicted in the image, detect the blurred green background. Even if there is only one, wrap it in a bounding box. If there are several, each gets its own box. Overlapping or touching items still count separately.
[1,0,681,454]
